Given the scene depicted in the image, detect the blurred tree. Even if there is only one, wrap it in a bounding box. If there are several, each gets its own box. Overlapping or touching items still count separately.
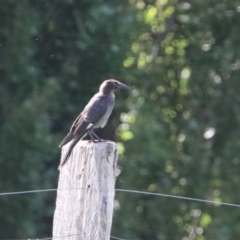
[1,0,240,239]
[114,0,240,240]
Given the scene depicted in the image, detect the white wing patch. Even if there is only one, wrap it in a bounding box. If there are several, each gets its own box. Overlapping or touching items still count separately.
[86,123,94,130]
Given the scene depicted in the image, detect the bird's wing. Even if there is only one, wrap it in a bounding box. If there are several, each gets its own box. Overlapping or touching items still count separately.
[59,94,109,147]
[70,113,88,136]
[59,131,74,147]
[83,94,109,123]
[69,94,109,135]
[59,113,86,147]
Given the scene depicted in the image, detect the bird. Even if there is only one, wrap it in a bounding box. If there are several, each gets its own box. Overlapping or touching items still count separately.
[58,79,129,170]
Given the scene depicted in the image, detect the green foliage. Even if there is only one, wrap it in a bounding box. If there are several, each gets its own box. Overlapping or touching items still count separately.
[1,0,240,239]
[114,0,240,240]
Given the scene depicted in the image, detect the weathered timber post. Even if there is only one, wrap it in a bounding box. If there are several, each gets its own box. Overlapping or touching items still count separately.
[52,140,119,240]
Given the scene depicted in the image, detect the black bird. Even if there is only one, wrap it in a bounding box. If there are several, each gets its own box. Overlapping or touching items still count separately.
[58,79,129,170]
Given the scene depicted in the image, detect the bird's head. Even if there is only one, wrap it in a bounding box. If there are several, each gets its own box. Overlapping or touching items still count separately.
[100,79,129,94]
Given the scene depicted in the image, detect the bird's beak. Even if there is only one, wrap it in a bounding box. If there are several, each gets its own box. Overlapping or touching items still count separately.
[117,82,130,90]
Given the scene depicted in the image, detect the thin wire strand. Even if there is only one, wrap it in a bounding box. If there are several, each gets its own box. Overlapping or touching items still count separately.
[2,232,84,240]
[0,188,87,196]
[110,236,127,240]
[1,187,240,208]
[116,189,240,208]
[0,189,57,196]
[2,234,126,240]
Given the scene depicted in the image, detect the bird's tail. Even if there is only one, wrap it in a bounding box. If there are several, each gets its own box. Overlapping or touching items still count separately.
[58,138,79,170]
[59,133,73,148]
[58,121,90,170]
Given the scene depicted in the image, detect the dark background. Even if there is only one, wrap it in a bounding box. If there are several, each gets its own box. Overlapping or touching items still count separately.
[1,0,240,239]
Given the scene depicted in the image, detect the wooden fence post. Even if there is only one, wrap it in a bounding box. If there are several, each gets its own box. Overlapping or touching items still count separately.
[52,140,119,240]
